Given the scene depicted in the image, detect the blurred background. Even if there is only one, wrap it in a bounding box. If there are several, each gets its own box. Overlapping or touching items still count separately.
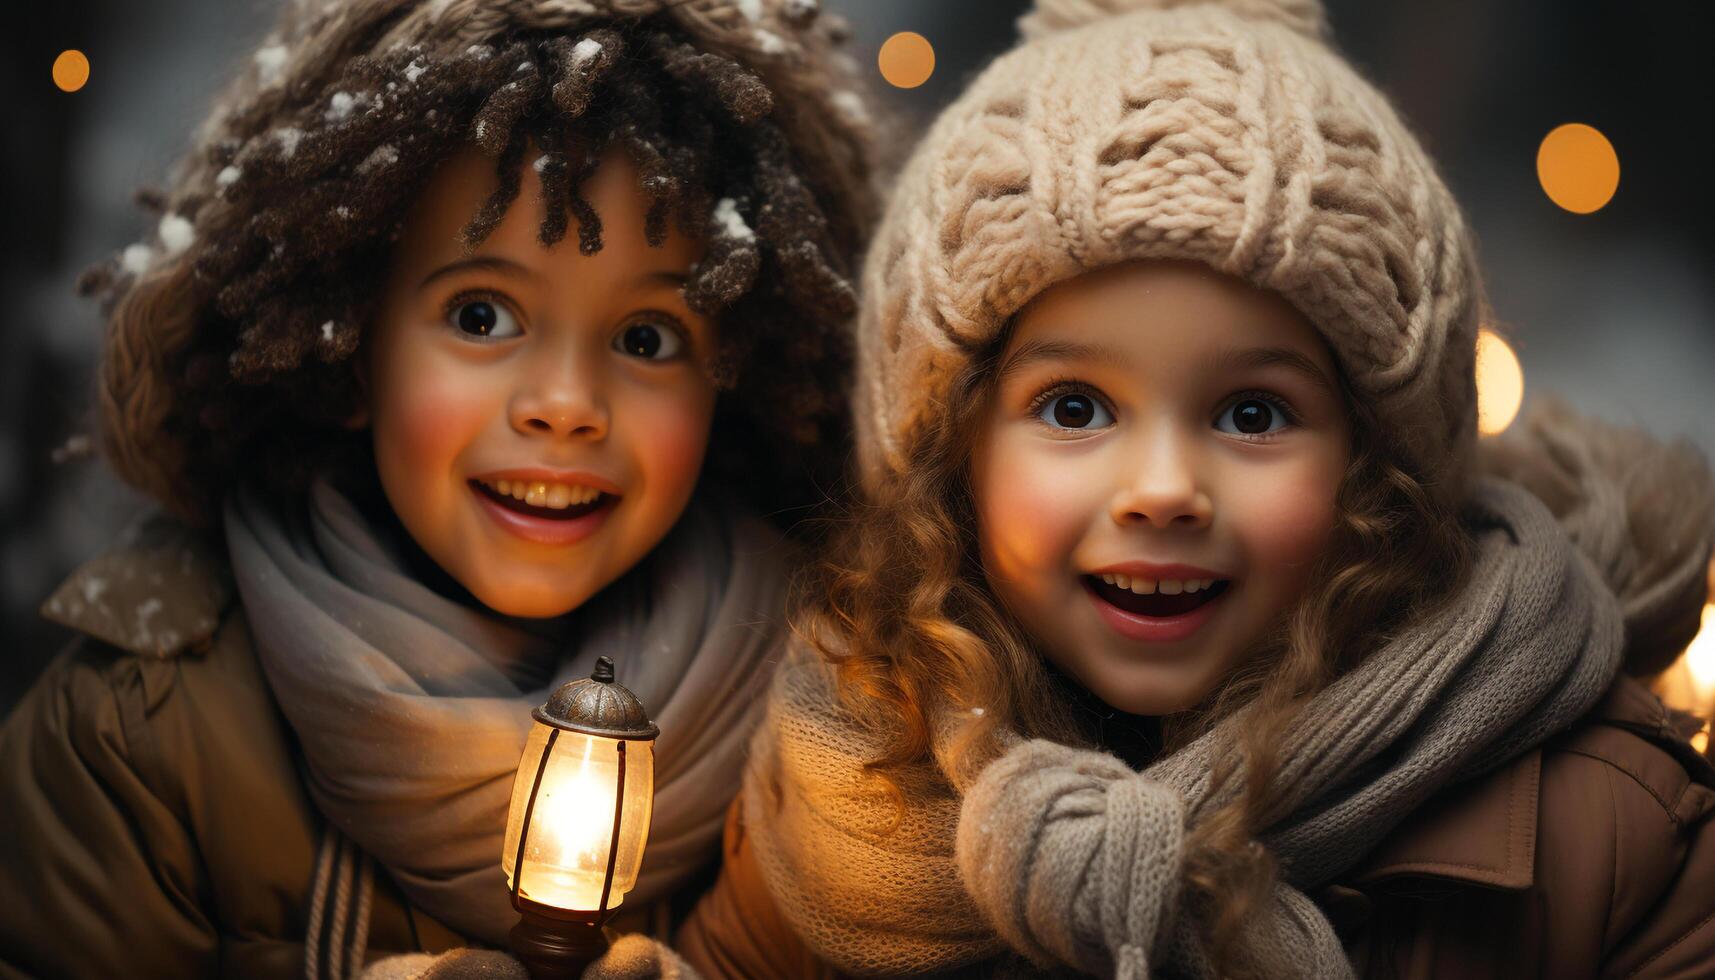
[5,0,1713,717]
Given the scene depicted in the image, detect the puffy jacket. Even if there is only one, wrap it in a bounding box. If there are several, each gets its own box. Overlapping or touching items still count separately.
[0,517,473,979]
[677,675,1715,979]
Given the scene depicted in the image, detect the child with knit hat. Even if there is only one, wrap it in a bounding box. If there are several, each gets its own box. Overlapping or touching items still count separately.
[0,1,874,976]
[676,1,1715,977]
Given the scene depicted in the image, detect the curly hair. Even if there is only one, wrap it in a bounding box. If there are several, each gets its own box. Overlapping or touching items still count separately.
[795,329,1475,979]
[81,0,875,530]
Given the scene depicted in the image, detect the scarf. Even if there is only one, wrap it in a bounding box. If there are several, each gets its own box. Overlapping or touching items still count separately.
[226,478,794,946]
[745,402,1715,978]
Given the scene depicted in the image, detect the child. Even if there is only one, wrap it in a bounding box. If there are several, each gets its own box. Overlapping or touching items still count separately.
[0,0,873,976]
[677,1,1715,978]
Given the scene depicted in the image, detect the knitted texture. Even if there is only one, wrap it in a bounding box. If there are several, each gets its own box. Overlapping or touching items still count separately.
[856,0,1481,504]
[745,402,1715,977]
[749,478,1622,977]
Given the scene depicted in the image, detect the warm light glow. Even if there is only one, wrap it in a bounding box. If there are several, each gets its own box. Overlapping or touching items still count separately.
[502,726,654,912]
[878,31,935,89]
[53,50,90,93]
[1686,603,1715,703]
[1475,328,1524,436]
[1537,123,1619,214]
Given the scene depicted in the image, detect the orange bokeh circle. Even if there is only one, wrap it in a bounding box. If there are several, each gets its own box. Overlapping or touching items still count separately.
[878,32,935,90]
[53,50,90,93]
[1537,123,1619,214]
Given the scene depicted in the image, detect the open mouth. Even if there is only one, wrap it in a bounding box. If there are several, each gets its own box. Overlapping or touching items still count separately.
[1083,575,1232,617]
[470,478,615,520]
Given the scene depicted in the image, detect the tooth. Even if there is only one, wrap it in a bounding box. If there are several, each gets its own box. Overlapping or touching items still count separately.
[545,483,572,509]
[580,486,600,505]
[1114,574,1130,590]
[526,482,548,506]
[1129,578,1156,595]
[1100,573,1115,586]
[511,483,527,500]
[496,479,511,495]
[1200,578,1214,590]
[1158,579,1183,595]
[1184,580,1202,594]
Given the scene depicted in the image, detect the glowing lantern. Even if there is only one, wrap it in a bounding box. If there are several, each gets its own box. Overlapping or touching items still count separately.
[503,656,657,977]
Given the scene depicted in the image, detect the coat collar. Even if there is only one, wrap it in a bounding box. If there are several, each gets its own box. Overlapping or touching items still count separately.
[1345,745,1542,890]
[40,513,231,658]
[1342,674,1710,890]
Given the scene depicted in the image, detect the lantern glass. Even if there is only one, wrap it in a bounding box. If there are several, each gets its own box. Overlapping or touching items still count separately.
[502,722,655,912]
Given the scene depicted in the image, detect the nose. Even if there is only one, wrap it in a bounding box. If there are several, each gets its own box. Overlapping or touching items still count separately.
[508,350,609,441]
[1110,431,1213,530]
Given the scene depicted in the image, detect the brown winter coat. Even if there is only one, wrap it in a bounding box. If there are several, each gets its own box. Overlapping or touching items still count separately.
[0,518,477,979]
[676,674,1715,979]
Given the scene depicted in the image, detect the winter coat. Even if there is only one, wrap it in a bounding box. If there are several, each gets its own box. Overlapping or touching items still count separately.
[0,516,687,979]
[675,673,1715,979]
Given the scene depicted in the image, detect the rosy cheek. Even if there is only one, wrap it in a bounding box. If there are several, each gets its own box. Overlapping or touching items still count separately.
[625,386,714,510]
[1232,459,1341,589]
[378,357,498,480]
[975,429,1089,587]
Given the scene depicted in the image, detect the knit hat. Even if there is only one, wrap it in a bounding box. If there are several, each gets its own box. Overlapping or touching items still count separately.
[856,0,1483,504]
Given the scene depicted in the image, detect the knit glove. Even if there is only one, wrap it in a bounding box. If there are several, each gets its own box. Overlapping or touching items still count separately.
[358,936,699,980]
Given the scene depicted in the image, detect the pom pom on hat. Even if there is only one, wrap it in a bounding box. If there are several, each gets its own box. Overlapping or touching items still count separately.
[1019,0,1328,41]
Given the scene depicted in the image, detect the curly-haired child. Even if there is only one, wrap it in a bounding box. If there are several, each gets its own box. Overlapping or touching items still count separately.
[676,1,1715,978]
[0,0,875,976]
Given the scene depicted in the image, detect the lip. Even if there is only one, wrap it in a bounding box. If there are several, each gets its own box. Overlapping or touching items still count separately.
[471,481,618,547]
[1086,560,1231,581]
[1083,576,1229,644]
[468,468,624,496]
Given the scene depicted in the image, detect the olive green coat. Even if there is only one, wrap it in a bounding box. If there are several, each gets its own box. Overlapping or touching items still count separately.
[1,518,467,979]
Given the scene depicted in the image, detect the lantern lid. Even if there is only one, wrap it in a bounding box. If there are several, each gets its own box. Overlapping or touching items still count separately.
[535,656,660,740]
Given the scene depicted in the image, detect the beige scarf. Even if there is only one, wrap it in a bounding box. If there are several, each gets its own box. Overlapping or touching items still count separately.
[227,477,796,947]
[744,401,1715,978]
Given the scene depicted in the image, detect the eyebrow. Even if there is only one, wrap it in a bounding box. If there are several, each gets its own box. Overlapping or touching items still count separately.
[1208,345,1338,396]
[418,255,541,289]
[995,339,1131,384]
[636,270,691,289]
[420,257,691,292]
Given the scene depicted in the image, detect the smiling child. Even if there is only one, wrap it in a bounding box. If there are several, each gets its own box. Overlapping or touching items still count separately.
[0,1,873,977]
[677,1,1715,978]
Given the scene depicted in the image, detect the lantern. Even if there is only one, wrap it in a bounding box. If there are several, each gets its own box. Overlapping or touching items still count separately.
[503,655,658,978]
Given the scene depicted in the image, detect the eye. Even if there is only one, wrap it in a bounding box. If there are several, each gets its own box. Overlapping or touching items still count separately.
[1215,394,1295,438]
[447,296,521,339]
[1035,389,1114,431]
[613,319,686,361]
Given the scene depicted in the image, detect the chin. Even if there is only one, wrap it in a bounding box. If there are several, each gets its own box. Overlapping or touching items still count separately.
[1081,670,1206,718]
[467,578,593,619]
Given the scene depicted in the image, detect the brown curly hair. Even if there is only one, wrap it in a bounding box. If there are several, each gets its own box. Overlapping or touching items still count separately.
[81,0,876,529]
[796,328,1474,979]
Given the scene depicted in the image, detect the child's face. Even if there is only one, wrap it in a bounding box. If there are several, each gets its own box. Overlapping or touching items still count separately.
[365,147,719,618]
[971,260,1351,716]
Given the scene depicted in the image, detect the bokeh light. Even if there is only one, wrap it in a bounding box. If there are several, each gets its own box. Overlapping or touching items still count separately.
[1663,561,1715,755]
[1475,328,1524,436]
[1687,603,1715,700]
[52,50,90,93]
[1537,123,1619,214]
[878,31,935,89]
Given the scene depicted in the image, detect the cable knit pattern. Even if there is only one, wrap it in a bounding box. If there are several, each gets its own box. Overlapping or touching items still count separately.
[855,0,1481,506]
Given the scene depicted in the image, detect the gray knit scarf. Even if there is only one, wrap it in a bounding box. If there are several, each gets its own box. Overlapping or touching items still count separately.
[226,478,794,948]
[746,406,1715,978]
